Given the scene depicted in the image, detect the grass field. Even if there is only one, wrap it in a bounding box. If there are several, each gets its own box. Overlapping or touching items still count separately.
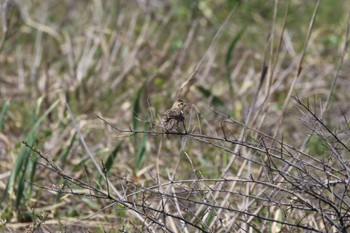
[1,0,350,232]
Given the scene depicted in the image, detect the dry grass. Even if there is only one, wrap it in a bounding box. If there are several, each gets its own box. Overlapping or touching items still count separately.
[1,0,350,232]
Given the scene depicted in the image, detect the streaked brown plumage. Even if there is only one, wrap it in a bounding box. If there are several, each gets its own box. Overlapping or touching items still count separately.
[161,99,187,133]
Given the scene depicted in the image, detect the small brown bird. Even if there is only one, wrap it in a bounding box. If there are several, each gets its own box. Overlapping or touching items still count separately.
[161,99,187,133]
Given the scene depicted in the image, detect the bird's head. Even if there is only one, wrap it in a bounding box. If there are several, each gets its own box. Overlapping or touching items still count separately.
[172,99,187,110]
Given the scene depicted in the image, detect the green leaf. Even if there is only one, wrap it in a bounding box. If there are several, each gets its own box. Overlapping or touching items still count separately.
[135,126,148,171]
[0,99,10,131]
[203,210,215,230]
[105,143,122,172]
[306,134,326,156]
[196,85,224,107]
[271,208,284,233]
[225,27,245,96]
[132,83,149,171]
[133,86,144,131]
[194,169,204,179]
[56,133,77,170]
[82,197,99,211]
[3,99,60,210]
[28,99,59,143]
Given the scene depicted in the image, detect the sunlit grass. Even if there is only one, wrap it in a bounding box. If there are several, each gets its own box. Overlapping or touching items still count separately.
[1,0,350,232]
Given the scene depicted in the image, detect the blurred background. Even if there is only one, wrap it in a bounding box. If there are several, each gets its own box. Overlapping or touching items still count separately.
[1,0,350,232]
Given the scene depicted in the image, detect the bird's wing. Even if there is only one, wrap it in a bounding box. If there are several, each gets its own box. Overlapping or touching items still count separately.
[163,108,180,120]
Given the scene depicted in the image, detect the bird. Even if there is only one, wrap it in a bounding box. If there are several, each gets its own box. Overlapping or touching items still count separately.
[161,99,187,133]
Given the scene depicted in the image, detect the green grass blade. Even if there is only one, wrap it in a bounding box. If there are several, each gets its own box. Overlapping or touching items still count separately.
[56,133,77,170]
[225,27,245,96]
[27,99,59,142]
[2,143,29,205]
[15,155,30,211]
[132,84,148,170]
[203,210,215,231]
[98,143,122,184]
[0,99,10,131]
[133,86,143,131]
[135,127,148,171]
[105,143,122,172]
[3,99,60,209]
[196,85,224,107]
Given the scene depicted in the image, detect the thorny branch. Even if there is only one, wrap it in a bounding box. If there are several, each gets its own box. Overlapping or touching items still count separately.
[21,96,350,232]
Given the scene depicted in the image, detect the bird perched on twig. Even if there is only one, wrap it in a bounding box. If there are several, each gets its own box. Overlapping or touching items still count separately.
[161,99,187,133]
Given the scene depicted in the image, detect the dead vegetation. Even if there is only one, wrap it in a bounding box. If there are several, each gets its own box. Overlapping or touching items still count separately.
[1,0,350,232]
